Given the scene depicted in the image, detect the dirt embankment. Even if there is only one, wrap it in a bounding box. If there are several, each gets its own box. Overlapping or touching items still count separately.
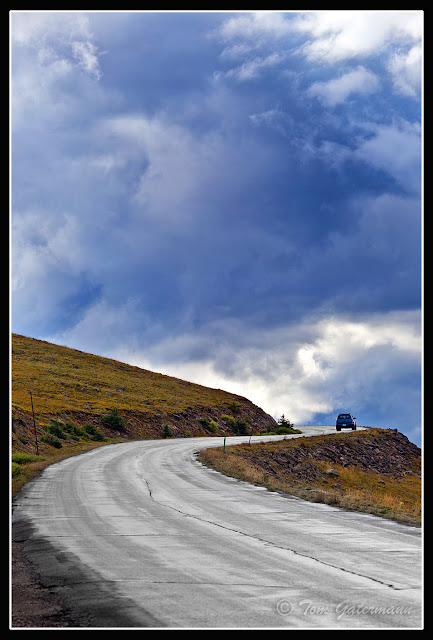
[199,428,421,525]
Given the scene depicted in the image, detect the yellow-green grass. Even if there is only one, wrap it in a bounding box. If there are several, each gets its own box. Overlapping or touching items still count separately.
[11,334,271,494]
[199,430,421,525]
[11,333,245,417]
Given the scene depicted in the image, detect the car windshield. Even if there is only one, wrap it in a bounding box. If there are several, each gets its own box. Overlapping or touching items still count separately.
[338,414,351,419]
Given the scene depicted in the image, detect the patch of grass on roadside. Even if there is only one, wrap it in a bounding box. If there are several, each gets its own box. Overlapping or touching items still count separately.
[11,437,126,498]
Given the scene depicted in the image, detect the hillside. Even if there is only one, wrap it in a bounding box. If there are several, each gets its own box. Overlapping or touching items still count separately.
[11,334,277,455]
[199,428,421,524]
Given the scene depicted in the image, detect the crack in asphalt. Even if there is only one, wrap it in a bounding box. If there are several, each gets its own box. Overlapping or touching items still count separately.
[140,472,405,592]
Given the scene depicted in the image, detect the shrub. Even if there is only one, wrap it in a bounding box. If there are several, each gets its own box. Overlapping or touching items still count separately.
[41,435,63,448]
[161,425,173,438]
[234,420,249,436]
[101,408,126,431]
[12,453,41,464]
[46,420,66,439]
[221,414,249,435]
[12,462,21,477]
[84,423,106,441]
[63,420,88,439]
[208,420,218,433]
[198,418,218,433]
[227,402,241,415]
[277,415,294,429]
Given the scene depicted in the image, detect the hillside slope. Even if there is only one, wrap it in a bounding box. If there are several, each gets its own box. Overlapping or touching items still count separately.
[11,334,277,454]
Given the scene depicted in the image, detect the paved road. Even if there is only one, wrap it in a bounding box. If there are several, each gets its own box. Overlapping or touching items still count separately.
[12,427,422,628]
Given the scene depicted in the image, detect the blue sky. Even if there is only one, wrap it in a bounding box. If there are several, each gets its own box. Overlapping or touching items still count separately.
[11,11,423,444]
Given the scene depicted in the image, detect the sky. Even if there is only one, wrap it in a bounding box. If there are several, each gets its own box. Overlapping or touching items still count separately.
[10,11,423,445]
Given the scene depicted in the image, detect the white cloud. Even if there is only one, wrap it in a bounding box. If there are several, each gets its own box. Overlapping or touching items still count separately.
[215,51,287,82]
[11,11,102,119]
[354,120,421,192]
[298,117,421,195]
[387,44,422,96]
[75,310,421,434]
[71,40,101,79]
[218,11,293,42]
[215,11,422,98]
[292,10,422,63]
[308,66,379,106]
[98,114,216,223]
[308,66,379,107]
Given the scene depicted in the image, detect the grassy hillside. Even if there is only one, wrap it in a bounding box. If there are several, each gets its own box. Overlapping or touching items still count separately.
[11,334,277,454]
[12,333,248,416]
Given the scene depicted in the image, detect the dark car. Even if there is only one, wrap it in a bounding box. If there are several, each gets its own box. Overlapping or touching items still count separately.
[336,413,356,431]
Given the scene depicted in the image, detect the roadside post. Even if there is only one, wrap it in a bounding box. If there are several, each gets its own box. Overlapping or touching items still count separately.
[223,436,226,454]
[30,391,39,456]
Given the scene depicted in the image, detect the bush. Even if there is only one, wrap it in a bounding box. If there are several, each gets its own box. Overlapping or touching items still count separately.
[46,420,66,439]
[227,402,241,415]
[84,423,106,441]
[63,420,88,439]
[221,414,249,435]
[198,418,218,433]
[233,420,249,436]
[208,420,218,433]
[276,426,298,434]
[161,425,173,438]
[277,414,294,430]
[12,462,22,477]
[12,453,41,464]
[41,435,63,448]
[101,408,126,431]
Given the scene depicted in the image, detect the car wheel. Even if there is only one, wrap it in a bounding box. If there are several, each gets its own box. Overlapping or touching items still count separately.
[336,427,341,431]
[352,426,356,430]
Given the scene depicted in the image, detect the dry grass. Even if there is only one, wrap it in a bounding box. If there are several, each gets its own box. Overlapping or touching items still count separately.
[11,334,243,417]
[199,434,421,525]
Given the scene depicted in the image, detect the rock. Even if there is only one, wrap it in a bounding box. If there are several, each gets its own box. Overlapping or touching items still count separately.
[326,469,341,477]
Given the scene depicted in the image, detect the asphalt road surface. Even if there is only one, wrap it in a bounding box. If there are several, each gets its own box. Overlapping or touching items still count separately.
[12,427,422,628]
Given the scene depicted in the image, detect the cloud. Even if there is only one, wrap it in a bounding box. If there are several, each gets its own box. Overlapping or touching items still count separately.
[214,51,288,82]
[87,309,420,442]
[11,12,102,124]
[307,66,379,106]
[71,40,101,79]
[387,44,422,96]
[292,10,422,63]
[11,12,422,445]
[353,121,421,194]
[217,11,293,43]
[215,11,422,100]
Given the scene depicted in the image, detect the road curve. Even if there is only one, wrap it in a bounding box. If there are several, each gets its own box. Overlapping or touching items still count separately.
[12,427,422,629]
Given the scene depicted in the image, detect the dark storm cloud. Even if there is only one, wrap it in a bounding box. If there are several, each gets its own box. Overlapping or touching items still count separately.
[11,11,422,443]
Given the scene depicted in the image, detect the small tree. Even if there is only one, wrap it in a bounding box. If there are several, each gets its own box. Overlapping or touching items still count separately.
[101,408,126,431]
[278,414,294,429]
[161,424,173,438]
